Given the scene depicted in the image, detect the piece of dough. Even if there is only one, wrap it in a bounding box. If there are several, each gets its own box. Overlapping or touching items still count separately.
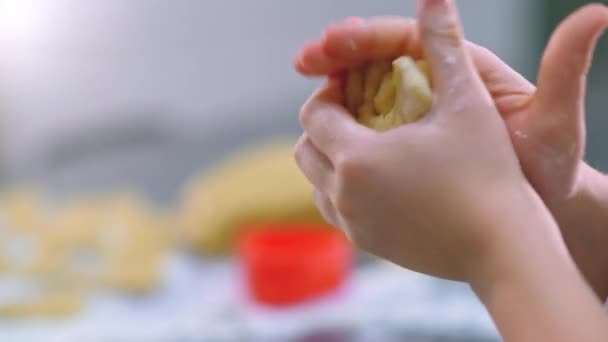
[0,274,85,318]
[178,139,325,255]
[0,188,48,233]
[346,56,433,131]
[0,189,173,319]
[96,197,170,291]
[13,193,171,292]
[0,290,83,318]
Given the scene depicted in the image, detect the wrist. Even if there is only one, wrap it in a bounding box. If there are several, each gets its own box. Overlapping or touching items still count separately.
[471,183,568,299]
[549,162,608,300]
[473,244,608,341]
[470,189,608,340]
[548,162,608,219]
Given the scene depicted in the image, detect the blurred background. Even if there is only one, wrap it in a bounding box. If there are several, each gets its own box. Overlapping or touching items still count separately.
[0,0,604,341]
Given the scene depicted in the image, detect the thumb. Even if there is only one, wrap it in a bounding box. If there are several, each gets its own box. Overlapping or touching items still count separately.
[535,4,608,119]
[416,0,482,100]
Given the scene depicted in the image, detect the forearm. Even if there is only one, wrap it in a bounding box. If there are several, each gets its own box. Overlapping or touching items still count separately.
[473,204,608,341]
[476,255,608,342]
[551,163,608,300]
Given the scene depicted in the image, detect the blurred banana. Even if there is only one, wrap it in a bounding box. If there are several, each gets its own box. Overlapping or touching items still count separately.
[179,140,324,255]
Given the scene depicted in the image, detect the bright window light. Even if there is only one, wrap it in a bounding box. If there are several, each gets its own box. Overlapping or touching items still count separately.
[0,0,45,41]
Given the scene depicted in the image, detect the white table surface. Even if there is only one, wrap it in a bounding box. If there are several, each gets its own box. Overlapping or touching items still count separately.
[0,252,499,341]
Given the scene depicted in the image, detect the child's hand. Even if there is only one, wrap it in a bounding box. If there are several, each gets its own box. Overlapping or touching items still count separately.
[295,3,607,204]
[294,3,608,298]
[294,0,558,283]
[295,2,608,339]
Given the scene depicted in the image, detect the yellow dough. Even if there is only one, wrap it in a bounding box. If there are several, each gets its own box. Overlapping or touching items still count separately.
[96,196,170,291]
[50,193,171,292]
[0,189,172,318]
[0,273,86,318]
[0,188,49,233]
[0,289,84,318]
[179,139,324,255]
[346,56,433,131]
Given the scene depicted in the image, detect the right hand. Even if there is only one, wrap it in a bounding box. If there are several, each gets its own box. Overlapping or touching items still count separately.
[295,0,558,286]
[293,3,608,297]
[295,3,608,203]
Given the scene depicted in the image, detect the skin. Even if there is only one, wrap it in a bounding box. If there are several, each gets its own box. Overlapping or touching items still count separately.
[294,3,608,299]
[293,0,608,340]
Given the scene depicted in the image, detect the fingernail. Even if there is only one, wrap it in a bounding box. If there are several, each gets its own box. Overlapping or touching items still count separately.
[328,72,343,81]
[427,0,449,6]
[345,37,358,52]
[292,45,313,72]
[293,51,304,68]
[328,17,364,30]
[344,17,364,26]
[419,0,450,11]
[292,44,305,59]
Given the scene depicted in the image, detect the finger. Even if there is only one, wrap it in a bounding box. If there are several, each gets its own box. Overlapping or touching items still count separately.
[294,17,421,76]
[345,68,364,114]
[294,135,334,191]
[299,76,367,161]
[535,4,608,120]
[295,16,535,114]
[417,0,483,100]
[312,189,340,228]
[295,40,344,75]
[324,17,422,63]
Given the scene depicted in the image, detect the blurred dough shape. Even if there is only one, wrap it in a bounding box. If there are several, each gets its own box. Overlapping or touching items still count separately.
[0,188,49,232]
[0,189,64,276]
[0,191,171,295]
[48,193,171,292]
[97,195,171,292]
[345,56,433,131]
[179,139,324,255]
[0,286,83,318]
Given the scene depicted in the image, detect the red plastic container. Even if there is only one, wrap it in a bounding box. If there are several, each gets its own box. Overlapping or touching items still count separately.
[237,224,353,306]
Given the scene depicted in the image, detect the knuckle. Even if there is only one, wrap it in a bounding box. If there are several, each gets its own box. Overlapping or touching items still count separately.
[299,91,326,128]
[475,45,493,58]
[293,149,303,169]
[299,96,322,128]
[333,189,353,218]
[475,95,497,113]
[293,148,306,173]
[293,139,306,166]
[334,151,368,182]
[421,18,463,48]
[333,152,369,217]
[298,100,314,127]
